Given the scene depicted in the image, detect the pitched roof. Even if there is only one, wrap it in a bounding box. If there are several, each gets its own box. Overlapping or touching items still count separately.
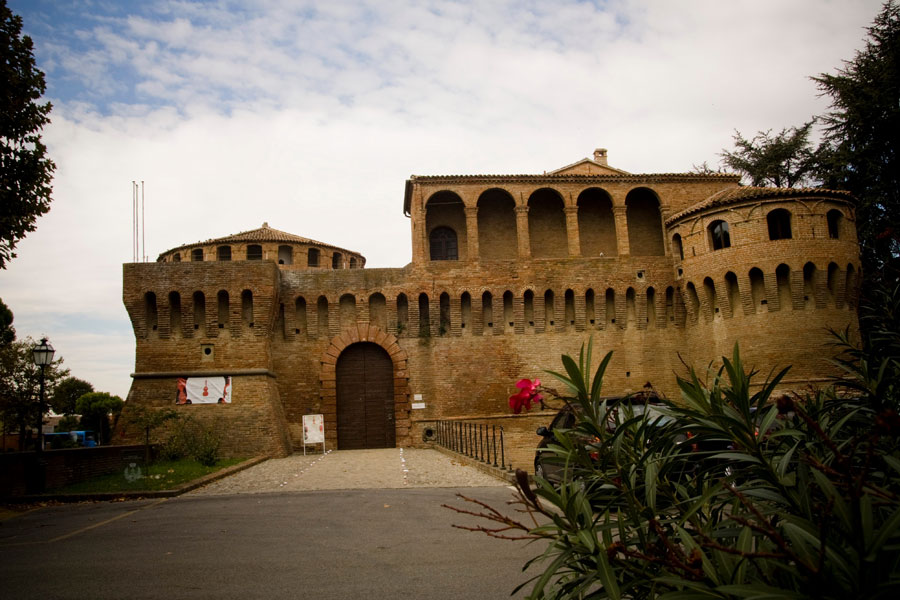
[159,223,363,259]
[666,186,854,225]
[547,157,631,176]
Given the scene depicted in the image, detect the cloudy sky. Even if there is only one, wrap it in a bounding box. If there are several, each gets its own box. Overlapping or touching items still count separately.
[1,0,884,400]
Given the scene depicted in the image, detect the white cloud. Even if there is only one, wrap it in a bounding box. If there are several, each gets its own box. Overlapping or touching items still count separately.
[1,0,884,400]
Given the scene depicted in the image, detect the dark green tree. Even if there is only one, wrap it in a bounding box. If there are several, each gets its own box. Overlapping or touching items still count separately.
[0,297,14,345]
[719,122,820,188]
[50,376,94,416]
[76,392,124,445]
[814,0,900,279]
[0,335,67,449]
[0,0,56,269]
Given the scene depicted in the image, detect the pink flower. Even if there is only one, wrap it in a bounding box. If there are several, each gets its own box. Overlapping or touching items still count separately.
[509,378,543,414]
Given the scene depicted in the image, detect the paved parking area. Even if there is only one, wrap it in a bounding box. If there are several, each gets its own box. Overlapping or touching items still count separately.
[188,448,507,495]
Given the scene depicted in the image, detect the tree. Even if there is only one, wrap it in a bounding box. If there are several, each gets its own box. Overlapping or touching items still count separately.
[50,376,93,416]
[719,122,820,188]
[76,392,124,445]
[814,0,900,279]
[0,335,67,449]
[124,404,178,464]
[0,297,14,345]
[0,0,56,269]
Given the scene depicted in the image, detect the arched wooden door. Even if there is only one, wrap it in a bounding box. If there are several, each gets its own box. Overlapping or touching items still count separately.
[336,342,395,449]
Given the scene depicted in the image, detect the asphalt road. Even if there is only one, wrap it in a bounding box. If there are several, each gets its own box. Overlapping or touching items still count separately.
[1,486,543,599]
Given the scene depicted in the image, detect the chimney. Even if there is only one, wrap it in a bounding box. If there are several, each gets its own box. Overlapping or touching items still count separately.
[593,148,608,166]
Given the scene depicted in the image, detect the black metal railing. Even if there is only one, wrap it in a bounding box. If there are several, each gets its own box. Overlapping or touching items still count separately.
[434,421,508,470]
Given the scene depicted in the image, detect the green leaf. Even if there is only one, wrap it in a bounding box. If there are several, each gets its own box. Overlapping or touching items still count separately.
[867,504,900,560]
[716,583,805,599]
[594,542,622,600]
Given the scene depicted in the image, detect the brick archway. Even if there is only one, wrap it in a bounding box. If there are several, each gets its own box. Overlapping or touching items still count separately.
[319,324,410,449]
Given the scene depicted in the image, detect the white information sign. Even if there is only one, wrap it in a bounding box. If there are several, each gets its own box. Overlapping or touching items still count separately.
[302,414,325,455]
[411,402,426,410]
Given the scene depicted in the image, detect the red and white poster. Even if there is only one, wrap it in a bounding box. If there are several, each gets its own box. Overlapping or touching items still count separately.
[302,414,325,454]
[303,414,324,444]
[176,377,232,404]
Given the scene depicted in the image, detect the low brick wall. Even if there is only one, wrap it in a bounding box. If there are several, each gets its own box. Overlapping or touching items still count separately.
[0,445,150,498]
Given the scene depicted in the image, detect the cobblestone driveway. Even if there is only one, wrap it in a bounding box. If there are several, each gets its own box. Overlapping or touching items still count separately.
[188,448,508,495]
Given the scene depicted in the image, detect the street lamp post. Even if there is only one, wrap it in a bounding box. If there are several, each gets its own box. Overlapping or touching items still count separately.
[32,337,55,491]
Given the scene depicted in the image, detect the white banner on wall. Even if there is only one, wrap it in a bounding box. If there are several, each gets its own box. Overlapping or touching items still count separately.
[176,377,232,404]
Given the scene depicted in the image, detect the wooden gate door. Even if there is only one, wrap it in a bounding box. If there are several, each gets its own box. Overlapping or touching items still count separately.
[336,342,395,449]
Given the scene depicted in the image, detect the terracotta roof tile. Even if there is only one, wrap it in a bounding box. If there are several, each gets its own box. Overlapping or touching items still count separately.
[160,223,363,259]
[666,186,854,225]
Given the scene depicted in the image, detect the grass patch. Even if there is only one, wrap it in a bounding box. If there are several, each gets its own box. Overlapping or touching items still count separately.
[50,457,246,494]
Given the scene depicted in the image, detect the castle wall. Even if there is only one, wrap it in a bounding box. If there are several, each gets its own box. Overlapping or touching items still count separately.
[121,172,860,466]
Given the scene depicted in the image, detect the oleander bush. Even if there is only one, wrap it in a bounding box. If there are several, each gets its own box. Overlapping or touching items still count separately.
[451,282,900,599]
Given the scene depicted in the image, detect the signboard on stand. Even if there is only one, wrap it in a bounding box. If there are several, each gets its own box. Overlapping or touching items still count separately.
[302,414,325,455]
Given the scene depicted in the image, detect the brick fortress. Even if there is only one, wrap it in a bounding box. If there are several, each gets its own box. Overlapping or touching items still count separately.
[122,149,861,464]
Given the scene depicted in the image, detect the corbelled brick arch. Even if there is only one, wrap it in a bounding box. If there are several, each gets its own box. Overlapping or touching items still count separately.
[319,324,411,449]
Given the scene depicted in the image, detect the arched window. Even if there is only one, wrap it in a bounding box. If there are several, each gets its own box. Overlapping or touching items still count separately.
[144,292,158,333]
[369,293,386,329]
[169,292,182,335]
[242,290,254,327]
[217,246,232,261]
[708,220,731,250]
[429,227,459,261]
[317,296,329,336]
[482,291,493,329]
[191,248,203,262]
[295,296,307,335]
[419,293,431,336]
[426,191,466,260]
[349,256,357,269]
[193,291,206,334]
[625,188,665,256]
[577,188,617,257]
[672,233,684,260]
[339,294,356,327]
[440,293,451,334]
[528,188,566,258]
[646,287,656,327]
[247,245,262,260]
[477,189,517,260]
[278,245,293,265]
[308,248,320,267]
[332,252,342,269]
[749,267,766,311]
[396,294,408,334]
[767,209,792,240]
[173,253,181,262]
[827,209,842,239]
[217,291,229,329]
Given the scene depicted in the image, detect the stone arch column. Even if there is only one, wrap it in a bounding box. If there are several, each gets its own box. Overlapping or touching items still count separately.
[564,205,581,257]
[319,324,411,450]
[465,206,479,263]
[613,206,630,256]
[515,205,530,259]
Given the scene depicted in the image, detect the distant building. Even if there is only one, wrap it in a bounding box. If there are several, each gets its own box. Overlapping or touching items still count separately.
[122,149,860,466]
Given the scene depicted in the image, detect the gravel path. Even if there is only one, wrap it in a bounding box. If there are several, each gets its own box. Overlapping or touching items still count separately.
[189,448,508,495]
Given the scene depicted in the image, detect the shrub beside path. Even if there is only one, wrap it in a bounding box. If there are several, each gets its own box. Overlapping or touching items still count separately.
[188,448,507,495]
